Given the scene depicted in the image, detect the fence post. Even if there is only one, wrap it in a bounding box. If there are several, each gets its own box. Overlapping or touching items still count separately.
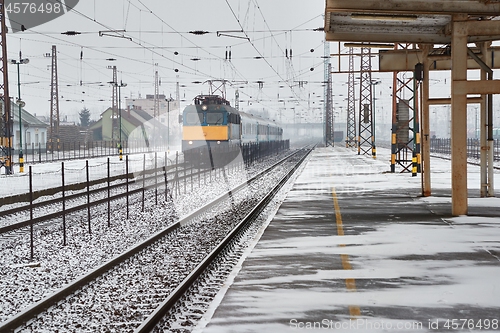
[184,155,187,194]
[86,160,91,234]
[155,152,158,206]
[126,154,129,219]
[62,162,66,246]
[142,154,145,212]
[29,166,34,260]
[175,152,180,197]
[165,151,169,202]
[107,157,111,228]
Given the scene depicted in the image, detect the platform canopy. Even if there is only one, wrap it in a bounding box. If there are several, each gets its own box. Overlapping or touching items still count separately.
[324,0,500,44]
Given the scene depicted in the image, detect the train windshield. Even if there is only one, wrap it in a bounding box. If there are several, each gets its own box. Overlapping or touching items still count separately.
[206,112,225,125]
[185,112,204,125]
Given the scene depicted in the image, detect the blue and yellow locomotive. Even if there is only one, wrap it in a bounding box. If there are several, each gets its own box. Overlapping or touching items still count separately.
[182,94,283,167]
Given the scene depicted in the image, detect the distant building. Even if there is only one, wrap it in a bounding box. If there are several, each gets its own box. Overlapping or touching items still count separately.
[126,94,180,118]
[89,107,169,145]
[34,114,88,145]
[125,94,181,142]
[1,100,49,152]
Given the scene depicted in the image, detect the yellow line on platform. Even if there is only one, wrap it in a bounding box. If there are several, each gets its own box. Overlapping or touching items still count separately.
[333,187,345,237]
[332,187,361,318]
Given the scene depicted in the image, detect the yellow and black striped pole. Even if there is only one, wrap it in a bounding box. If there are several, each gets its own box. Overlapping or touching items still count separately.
[1,137,13,175]
[118,142,123,161]
[412,153,418,176]
[412,126,421,177]
[19,152,23,173]
[416,132,421,173]
[372,135,377,159]
[412,74,421,177]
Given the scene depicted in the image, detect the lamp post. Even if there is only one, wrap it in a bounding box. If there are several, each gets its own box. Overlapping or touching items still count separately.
[111,80,127,160]
[10,57,29,173]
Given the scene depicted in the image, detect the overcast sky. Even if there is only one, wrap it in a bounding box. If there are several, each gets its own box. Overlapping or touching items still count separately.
[5,0,331,124]
[6,0,499,140]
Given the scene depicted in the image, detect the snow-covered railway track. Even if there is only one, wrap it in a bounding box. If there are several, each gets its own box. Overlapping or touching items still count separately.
[0,163,215,235]
[137,147,312,333]
[0,148,311,333]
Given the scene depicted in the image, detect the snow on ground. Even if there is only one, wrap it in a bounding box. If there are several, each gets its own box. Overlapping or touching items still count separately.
[198,147,500,333]
[0,149,254,323]
[0,150,182,196]
[1,147,500,332]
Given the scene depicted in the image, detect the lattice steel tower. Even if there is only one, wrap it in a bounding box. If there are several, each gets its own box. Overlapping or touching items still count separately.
[235,89,240,111]
[153,70,159,118]
[152,70,160,147]
[0,0,11,174]
[390,44,420,174]
[358,45,375,157]
[324,41,334,146]
[110,66,119,142]
[346,47,356,148]
[325,63,334,146]
[49,45,60,149]
[175,75,180,112]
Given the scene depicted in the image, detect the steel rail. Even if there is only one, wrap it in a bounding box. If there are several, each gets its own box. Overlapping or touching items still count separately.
[0,163,189,213]
[0,148,306,333]
[134,147,312,333]
[0,162,220,235]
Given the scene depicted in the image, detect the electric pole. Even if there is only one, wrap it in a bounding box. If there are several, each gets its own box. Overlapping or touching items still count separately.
[49,45,60,151]
[0,0,12,174]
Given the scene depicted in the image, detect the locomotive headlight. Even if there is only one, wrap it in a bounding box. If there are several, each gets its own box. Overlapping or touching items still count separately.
[217,141,221,144]
[201,105,208,111]
[189,141,193,145]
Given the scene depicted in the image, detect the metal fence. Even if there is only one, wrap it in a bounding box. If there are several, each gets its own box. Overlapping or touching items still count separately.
[430,138,500,161]
[14,140,170,164]
[1,152,248,259]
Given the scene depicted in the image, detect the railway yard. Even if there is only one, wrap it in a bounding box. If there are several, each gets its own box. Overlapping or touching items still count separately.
[0,147,310,332]
[1,1,500,331]
[0,146,500,332]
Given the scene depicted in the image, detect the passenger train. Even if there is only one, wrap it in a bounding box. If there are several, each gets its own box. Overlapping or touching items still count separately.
[182,94,283,167]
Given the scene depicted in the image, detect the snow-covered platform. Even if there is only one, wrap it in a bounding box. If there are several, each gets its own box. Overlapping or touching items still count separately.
[197,147,500,333]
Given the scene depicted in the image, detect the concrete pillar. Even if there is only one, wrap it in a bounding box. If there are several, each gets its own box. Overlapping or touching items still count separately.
[451,15,468,216]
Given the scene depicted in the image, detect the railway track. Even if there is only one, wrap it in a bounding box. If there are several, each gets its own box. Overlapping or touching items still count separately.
[0,161,229,235]
[0,147,312,332]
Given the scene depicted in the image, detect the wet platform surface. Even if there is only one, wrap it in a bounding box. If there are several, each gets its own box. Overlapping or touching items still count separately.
[198,147,500,333]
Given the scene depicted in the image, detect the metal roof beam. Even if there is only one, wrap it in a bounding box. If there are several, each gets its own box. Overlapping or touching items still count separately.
[467,20,500,36]
[326,31,450,44]
[379,47,500,71]
[455,79,500,95]
[325,0,500,15]
[428,97,484,105]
